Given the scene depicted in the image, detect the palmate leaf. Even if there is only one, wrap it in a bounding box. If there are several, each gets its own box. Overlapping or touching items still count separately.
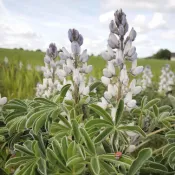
[128,148,152,175]
[89,104,113,124]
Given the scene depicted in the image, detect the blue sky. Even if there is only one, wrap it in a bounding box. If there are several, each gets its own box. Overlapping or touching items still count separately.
[1,0,175,57]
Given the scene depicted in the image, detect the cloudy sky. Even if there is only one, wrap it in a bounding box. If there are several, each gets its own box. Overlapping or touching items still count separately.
[0,0,175,57]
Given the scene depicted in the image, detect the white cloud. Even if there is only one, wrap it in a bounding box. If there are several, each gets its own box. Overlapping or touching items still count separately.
[101,0,175,11]
[0,0,46,50]
[161,30,175,39]
[148,13,166,29]
[99,11,113,24]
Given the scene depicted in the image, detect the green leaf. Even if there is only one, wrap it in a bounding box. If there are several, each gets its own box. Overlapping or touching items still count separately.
[77,144,86,160]
[71,119,81,143]
[57,114,71,128]
[128,148,152,175]
[37,158,47,175]
[90,81,102,91]
[5,156,35,168]
[85,119,112,129]
[26,110,48,128]
[46,148,68,172]
[162,144,175,158]
[59,84,71,103]
[14,144,34,156]
[144,99,160,109]
[115,99,124,125]
[153,105,159,117]
[80,128,96,155]
[34,97,57,106]
[67,141,76,159]
[141,96,147,108]
[141,161,169,174]
[159,105,171,113]
[118,125,146,137]
[90,157,100,175]
[33,113,47,134]
[66,155,84,167]
[52,139,65,162]
[94,127,113,144]
[62,137,69,160]
[89,104,113,124]
[169,95,175,109]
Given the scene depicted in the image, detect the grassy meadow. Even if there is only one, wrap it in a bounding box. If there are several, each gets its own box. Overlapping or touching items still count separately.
[0,48,175,99]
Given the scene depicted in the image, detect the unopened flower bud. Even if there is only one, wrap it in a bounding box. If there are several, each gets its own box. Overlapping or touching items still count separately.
[119,25,124,36]
[68,29,79,42]
[129,28,137,41]
[128,47,136,57]
[109,20,119,34]
[47,43,58,59]
[77,34,83,46]
[115,49,123,65]
[108,33,120,49]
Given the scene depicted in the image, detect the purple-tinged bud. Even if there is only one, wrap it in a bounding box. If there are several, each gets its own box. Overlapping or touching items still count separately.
[119,25,124,36]
[68,29,79,42]
[109,20,119,34]
[129,28,137,41]
[77,34,83,46]
[47,43,58,59]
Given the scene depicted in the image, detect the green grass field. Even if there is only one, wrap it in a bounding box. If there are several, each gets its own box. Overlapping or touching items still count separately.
[1,48,175,79]
[0,48,175,99]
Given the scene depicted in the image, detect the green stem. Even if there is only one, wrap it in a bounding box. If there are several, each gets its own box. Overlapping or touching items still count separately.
[147,123,175,138]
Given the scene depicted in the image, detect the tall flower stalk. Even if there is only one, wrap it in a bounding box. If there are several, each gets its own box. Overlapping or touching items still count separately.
[158,64,175,93]
[141,65,153,90]
[100,9,143,110]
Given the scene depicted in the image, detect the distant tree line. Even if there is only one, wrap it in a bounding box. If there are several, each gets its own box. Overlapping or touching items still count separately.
[152,49,171,60]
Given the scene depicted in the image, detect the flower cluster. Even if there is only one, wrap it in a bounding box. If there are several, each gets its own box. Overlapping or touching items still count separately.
[141,65,153,90]
[158,64,175,93]
[36,29,93,101]
[99,9,143,110]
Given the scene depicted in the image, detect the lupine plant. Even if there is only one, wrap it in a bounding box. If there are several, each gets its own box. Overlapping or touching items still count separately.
[158,64,175,94]
[141,66,153,90]
[100,9,143,111]
[1,8,175,175]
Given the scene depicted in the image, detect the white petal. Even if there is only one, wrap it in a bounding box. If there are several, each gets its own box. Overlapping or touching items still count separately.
[0,97,7,105]
[103,68,112,78]
[101,76,110,86]
[101,51,112,61]
[104,91,112,100]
